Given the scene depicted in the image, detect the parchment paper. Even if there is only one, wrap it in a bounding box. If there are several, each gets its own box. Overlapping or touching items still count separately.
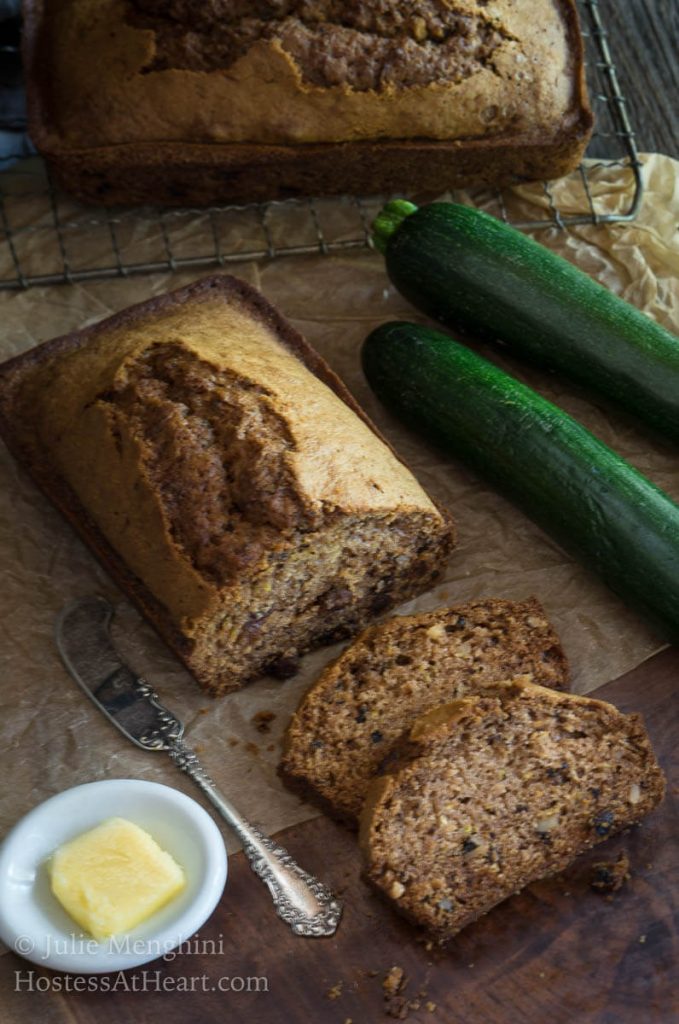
[1,154,677,852]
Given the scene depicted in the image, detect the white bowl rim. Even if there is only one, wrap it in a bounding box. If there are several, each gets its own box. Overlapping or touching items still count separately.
[0,778,228,974]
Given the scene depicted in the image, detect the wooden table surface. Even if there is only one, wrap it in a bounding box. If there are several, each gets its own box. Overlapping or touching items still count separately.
[606,0,678,156]
[0,647,676,1024]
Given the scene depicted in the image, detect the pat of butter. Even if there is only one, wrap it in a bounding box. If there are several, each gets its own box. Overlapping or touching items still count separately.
[48,817,186,940]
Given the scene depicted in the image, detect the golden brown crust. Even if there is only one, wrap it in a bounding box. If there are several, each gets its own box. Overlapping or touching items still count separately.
[23,0,593,205]
[30,0,588,146]
[0,274,454,694]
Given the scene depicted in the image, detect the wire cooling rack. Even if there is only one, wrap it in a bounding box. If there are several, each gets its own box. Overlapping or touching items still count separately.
[0,0,643,290]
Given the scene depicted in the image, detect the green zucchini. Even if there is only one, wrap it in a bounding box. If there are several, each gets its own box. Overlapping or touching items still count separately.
[362,320,679,640]
[373,200,679,442]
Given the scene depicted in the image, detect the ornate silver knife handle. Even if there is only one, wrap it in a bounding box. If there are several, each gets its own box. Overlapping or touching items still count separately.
[55,596,342,938]
[165,735,341,937]
[134,682,341,935]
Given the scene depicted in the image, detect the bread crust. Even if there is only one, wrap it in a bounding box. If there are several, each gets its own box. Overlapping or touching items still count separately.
[0,274,454,694]
[23,0,593,205]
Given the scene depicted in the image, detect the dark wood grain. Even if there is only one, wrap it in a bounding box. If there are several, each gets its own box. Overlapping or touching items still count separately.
[605,0,679,156]
[1,649,676,1024]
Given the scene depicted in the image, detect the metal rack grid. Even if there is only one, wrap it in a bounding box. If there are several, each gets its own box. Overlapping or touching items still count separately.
[0,0,643,291]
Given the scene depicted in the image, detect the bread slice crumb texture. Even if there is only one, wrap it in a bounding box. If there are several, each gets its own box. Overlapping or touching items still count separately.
[280,598,569,821]
[360,680,665,940]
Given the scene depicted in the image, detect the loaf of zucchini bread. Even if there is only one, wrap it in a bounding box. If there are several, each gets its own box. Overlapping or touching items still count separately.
[0,275,454,694]
[24,0,592,204]
[280,597,569,822]
[360,678,665,941]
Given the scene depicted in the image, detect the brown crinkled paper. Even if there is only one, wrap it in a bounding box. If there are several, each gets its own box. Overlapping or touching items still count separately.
[0,154,677,854]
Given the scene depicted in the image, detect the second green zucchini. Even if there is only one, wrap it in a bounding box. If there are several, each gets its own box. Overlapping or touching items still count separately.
[362,319,679,641]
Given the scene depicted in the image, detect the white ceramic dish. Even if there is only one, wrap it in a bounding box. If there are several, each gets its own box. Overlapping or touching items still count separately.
[0,779,228,973]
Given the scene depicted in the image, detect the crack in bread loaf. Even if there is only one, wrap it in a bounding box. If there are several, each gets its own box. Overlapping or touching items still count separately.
[30,0,590,148]
[359,680,665,941]
[99,343,320,582]
[0,274,454,695]
[129,1,513,91]
[280,598,569,821]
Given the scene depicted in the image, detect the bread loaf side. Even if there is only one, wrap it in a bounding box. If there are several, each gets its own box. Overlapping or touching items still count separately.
[0,275,454,693]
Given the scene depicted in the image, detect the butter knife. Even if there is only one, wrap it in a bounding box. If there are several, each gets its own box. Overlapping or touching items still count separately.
[55,595,342,938]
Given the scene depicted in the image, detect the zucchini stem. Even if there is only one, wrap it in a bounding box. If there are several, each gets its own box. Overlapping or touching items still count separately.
[372,200,419,253]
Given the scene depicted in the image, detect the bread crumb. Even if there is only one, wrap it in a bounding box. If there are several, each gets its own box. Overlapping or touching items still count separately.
[253,710,276,733]
[426,1002,437,1013]
[381,968,430,1020]
[591,851,630,894]
[383,966,408,1019]
[385,997,411,1020]
[326,981,343,1000]
[383,967,405,997]
[639,935,647,944]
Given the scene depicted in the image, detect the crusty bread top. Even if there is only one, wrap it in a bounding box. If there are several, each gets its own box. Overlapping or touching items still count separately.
[26,0,590,149]
[408,677,614,739]
[0,275,447,631]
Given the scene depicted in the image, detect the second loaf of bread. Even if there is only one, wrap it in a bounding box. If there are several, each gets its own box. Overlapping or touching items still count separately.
[24,0,593,204]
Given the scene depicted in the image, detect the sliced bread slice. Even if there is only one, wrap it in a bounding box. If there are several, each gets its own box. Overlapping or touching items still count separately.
[279,597,568,823]
[359,679,665,941]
